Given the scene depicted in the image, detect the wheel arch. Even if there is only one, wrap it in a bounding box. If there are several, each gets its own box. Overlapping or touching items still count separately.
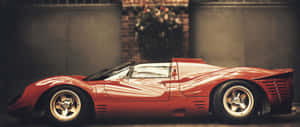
[208,79,270,114]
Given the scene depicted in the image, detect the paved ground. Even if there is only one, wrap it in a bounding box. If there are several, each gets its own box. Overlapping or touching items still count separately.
[2,106,300,127]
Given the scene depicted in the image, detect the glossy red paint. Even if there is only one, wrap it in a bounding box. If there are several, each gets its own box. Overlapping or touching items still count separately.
[172,58,206,64]
[8,58,294,119]
[8,76,97,112]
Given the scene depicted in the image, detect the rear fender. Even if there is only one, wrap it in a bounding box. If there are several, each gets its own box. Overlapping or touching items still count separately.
[181,68,271,100]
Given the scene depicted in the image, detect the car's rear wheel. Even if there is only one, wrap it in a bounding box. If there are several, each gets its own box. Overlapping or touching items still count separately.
[45,86,91,125]
[213,80,259,122]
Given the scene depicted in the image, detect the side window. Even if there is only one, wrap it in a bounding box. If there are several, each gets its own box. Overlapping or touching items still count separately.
[131,64,170,78]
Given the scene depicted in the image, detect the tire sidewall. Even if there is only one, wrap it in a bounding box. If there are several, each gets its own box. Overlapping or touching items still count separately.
[213,80,259,122]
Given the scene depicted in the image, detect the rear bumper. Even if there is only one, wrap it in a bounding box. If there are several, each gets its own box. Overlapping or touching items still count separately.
[254,70,294,115]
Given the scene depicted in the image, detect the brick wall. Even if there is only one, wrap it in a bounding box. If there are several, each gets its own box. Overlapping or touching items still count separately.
[121,0,190,63]
[122,0,189,7]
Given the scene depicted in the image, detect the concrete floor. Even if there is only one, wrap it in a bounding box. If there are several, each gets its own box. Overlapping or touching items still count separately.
[2,106,300,127]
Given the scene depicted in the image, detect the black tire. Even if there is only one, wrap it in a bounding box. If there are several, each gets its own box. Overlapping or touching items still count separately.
[212,80,259,123]
[45,86,92,125]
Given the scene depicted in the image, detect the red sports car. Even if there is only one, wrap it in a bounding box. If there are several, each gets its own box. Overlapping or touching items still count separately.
[8,58,294,124]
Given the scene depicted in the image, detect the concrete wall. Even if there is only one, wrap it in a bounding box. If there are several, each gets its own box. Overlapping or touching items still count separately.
[191,3,300,102]
[5,6,121,98]
[3,2,300,104]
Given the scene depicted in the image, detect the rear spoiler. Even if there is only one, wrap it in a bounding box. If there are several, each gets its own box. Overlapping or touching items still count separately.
[272,68,294,73]
[172,58,206,64]
[253,68,293,80]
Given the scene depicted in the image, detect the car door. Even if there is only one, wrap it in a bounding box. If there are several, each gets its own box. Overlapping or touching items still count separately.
[127,63,170,101]
[103,63,171,117]
[104,63,170,101]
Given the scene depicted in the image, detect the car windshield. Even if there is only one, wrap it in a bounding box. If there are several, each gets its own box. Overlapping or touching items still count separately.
[83,62,134,81]
[104,66,130,80]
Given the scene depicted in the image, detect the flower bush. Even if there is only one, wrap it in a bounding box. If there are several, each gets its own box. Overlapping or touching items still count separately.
[135,5,182,36]
[134,4,184,59]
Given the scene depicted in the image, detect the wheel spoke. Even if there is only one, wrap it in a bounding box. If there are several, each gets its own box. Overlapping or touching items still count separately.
[69,106,76,113]
[232,90,237,97]
[57,101,64,106]
[60,95,68,102]
[69,97,74,105]
[227,97,233,104]
[231,105,239,112]
[55,104,64,111]
[239,103,247,109]
[62,109,69,116]
[240,93,247,102]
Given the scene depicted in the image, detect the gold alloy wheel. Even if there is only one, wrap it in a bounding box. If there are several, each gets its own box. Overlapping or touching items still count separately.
[223,85,254,117]
[50,89,81,122]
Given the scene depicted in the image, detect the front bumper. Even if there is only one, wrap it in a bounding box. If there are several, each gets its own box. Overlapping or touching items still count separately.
[8,94,33,118]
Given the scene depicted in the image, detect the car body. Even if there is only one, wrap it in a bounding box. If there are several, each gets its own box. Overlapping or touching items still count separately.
[8,58,294,123]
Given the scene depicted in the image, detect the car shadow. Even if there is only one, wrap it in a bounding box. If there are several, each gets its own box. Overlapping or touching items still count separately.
[3,112,300,127]
[91,113,300,125]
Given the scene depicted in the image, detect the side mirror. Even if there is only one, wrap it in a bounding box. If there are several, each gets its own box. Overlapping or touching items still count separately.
[126,66,134,78]
[172,69,177,77]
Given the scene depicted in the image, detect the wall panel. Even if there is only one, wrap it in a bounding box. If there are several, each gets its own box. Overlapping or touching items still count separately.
[191,3,300,102]
[7,6,121,98]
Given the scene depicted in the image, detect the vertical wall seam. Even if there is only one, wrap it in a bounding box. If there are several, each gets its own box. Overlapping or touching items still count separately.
[242,7,246,67]
[65,11,71,74]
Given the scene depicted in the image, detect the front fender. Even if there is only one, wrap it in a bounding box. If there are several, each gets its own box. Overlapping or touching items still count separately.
[8,76,96,112]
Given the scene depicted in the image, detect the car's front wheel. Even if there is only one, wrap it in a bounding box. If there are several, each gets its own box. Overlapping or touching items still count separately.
[45,86,91,125]
[213,80,259,122]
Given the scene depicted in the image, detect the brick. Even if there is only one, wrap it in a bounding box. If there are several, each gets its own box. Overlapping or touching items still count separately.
[129,16,137,20]
[183,18,189,25]
[121,29,129,33]
[184,33,189,38]
[181,13,189,18]
[122,52,129,56]
[183,25,189,31]
[121,26,129,30]
[128,12,135,17]
[121,31,128,36]
[122,22,129,28]
[122,16,129,21]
